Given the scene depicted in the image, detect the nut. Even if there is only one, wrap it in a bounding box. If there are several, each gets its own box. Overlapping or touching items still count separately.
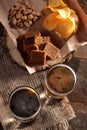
[8,0,41,29]
[14,3,21,10]
[17,21,24,28]
[24,0,31,8]
[33,16,38,21]
[22,16,27,20]
[24,21,30,27]
[29,20,33,25]
[28,14,34,20]
[36,12,41,17]
[32,11,36,16]
[16,11,22,19]
[24,9,32,15]
[12,17,17,25]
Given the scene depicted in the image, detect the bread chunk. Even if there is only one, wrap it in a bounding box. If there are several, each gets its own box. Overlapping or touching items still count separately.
[23,31,41,51]
[17,35,25,53]
[29,50,46,66]
[35,36,50,50]
[25,45,38,59]
[17,30,60,67]
[44,42,60,60]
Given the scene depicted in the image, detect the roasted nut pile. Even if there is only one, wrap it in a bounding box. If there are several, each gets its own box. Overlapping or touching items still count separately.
[8,0,41,28]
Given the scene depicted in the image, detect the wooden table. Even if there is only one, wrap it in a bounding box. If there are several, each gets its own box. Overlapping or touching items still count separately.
[65,1,87,128]
[67,39,87,130]
[67,57,87,130]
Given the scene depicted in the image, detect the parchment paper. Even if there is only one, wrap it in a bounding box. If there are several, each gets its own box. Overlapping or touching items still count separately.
[0,0,87,74]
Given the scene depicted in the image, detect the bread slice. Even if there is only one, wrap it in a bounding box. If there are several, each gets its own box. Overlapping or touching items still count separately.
[17,35,25,54]
[35,35,50,50]
[25,45,39,59]
[44,42,60,60]
[23,31,41,51]
[29,50,46,66]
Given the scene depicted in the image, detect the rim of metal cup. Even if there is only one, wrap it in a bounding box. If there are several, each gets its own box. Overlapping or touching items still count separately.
[45,64,77,97]
[9,86,41,122]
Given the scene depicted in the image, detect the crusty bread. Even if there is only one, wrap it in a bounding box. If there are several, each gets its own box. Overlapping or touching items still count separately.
[25,45,39,59]
[17,30,60,67]
[35,35,50,50]
[44,42,60,60]
[17,35,25,54]
[29,50,46,66]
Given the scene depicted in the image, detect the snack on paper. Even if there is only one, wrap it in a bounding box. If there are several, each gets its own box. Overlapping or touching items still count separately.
[43,13,60,31]
[25,45,39,59]
[48,0,67,8]
[44,42,60,60]
[55,18,75,39]
[42,0,79,39]
[8,0,41,28]
[17,30,60,67]
[35,35,50,50]
[29,50,46,66]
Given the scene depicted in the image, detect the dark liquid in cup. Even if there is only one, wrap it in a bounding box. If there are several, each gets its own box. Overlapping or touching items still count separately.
[10,89,40,118]
[47,66,75,94]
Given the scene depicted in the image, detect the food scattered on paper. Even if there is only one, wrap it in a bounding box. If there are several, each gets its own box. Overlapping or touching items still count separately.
[42,13,59,31]
[55,17,75,39]
[8,0,41,28]
[48,0,67,8]
[43,0,79,39]
[17,30,60,66]
[7,0,79,68]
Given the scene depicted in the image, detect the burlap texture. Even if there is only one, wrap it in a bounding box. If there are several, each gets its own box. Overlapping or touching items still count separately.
[0,33,75,130]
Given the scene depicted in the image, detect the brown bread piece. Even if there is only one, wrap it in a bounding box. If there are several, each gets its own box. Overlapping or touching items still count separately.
[17,31,42,56]
[25,44,39,59]
[17,30,60,67]
[23,30,41,51]
[17,35,25,56]
[44,42,60,60]
[23,40,34,51]
[35,35,50,50]
[29,50,46,66]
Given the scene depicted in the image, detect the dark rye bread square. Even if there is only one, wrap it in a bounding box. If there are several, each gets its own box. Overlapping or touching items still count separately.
[25,45,39,59]
[35,35,50,50]
[29,50,46,66]
[17,30,60,67]
[23,30,41,51]
[44,42,60,60]
[17,35,25,54]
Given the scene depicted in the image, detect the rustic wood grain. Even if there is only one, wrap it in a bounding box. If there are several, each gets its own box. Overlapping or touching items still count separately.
[73,44,87,59]
[66,58,87,130]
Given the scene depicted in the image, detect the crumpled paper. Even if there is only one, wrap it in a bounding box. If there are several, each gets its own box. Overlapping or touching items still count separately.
[0,0,87,74]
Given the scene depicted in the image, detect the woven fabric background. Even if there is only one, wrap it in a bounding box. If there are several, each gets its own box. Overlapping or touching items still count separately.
[1,31,75,130]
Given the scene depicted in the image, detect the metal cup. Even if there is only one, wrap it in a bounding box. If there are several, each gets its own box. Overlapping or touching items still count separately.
[9,86,41,122]
[44,64,76,99]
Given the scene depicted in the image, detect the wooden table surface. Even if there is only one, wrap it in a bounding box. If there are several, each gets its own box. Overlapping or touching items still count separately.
[67,57,87,130]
